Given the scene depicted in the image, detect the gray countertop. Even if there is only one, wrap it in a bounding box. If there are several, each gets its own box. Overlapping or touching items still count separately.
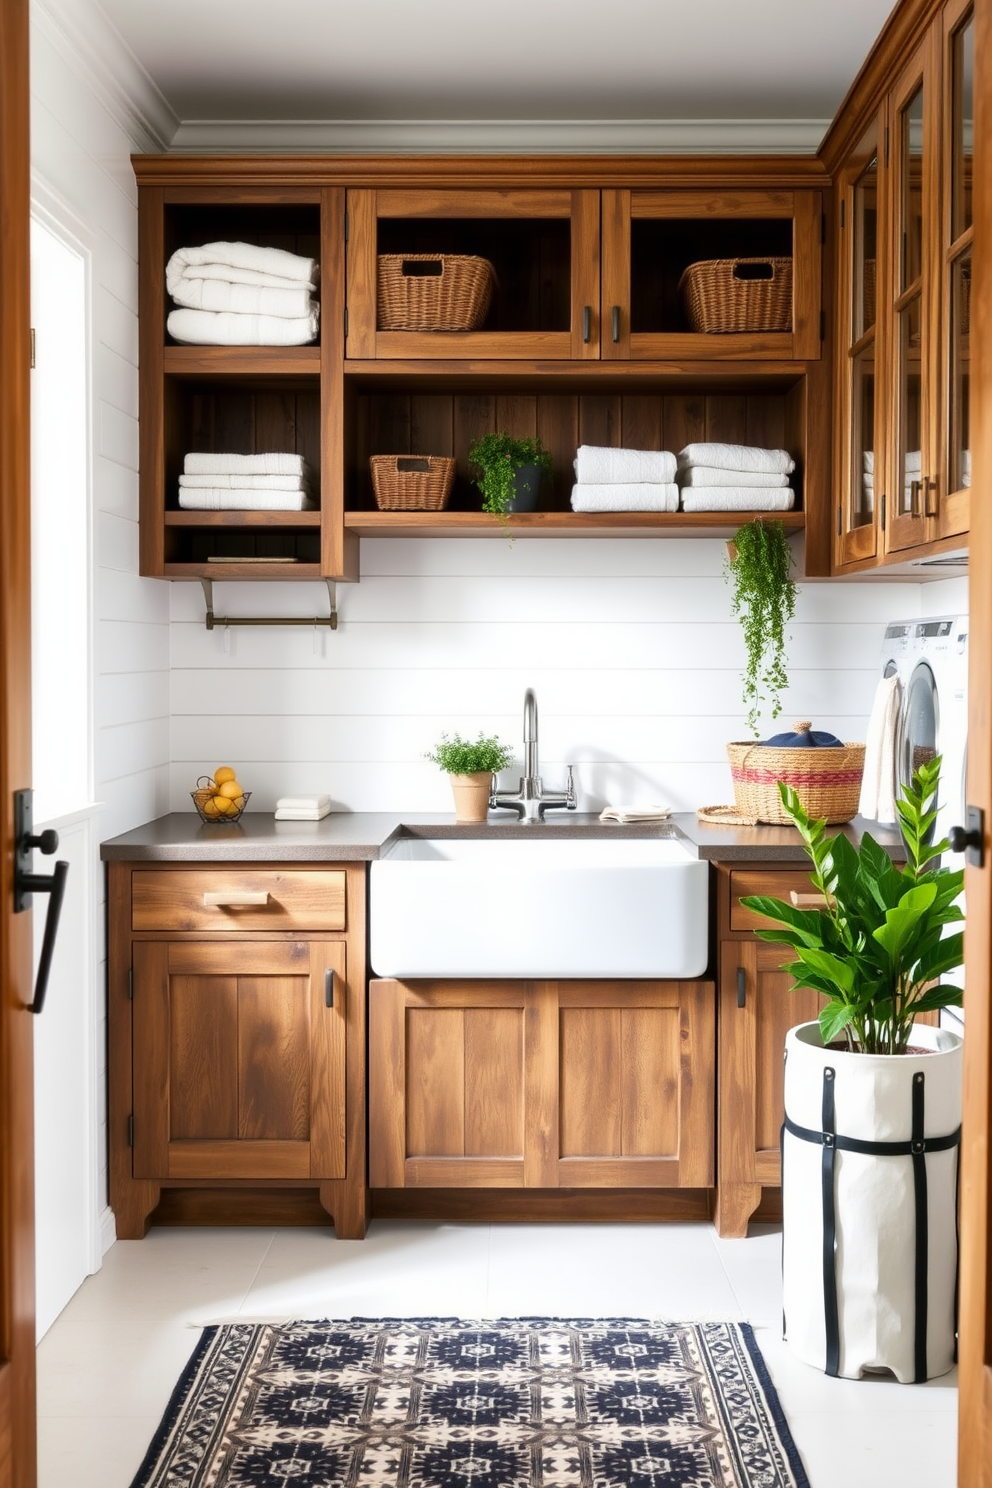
[100,810,903,863]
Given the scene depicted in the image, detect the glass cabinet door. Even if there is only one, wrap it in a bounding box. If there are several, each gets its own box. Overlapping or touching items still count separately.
[887,48,936,555]
[939,1,973,538]
[836,119,882,567]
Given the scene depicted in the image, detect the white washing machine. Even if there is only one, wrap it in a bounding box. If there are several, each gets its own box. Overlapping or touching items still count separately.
[898,615,969,849]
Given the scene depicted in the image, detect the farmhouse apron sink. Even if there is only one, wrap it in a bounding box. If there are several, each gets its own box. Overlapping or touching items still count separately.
[369,834,708,978]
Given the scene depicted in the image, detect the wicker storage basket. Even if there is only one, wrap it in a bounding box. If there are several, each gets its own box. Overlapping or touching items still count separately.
[680,256,793,333]
[370,454,456,511]
[726,736,866,824]
[377,254,495,331]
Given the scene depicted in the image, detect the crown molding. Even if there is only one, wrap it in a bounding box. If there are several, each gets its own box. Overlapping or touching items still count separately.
[31,0,179,152]
[169,116,829,155]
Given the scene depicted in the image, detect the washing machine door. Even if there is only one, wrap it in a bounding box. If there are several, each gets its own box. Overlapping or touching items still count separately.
[899,661,939,797]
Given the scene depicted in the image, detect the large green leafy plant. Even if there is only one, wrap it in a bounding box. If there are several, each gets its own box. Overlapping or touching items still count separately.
[726,518,797,736]
[468,433,552,517]
[741,756,964,1054]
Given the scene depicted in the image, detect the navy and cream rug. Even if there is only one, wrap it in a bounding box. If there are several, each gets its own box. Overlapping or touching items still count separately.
[130,1317,809,1488]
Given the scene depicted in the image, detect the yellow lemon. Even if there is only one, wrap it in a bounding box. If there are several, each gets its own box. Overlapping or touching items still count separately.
[218,779,243,800]
[212,794,236,815]
[200,794,222,818]
[213,766,237,786]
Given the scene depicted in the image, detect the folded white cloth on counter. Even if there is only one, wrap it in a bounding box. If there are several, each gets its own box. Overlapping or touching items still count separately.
[680,486,795,512]
[599,804,672,823]
[178,488,317,511]
[678,443,795,476]
[180,472,312,491]
[570,482,679,512]
[680,466,790,488]
[169,277,317,320]
[167,305,319,345]
[184,452,308,477]
[859,673,901,824]
[573,445,677,485]
[275,794,332,821]
[166,241,318,292]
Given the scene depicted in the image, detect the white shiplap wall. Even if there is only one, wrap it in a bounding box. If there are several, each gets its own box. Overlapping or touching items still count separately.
[169,540,926,814]
[30,3,170,1238]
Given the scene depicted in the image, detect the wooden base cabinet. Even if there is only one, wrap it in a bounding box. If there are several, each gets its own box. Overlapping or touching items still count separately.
[109,862,368,1240]
[369,978,714,1192]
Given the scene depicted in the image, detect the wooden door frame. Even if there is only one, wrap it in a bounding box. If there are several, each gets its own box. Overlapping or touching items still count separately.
[0,0,37,1483]
[958,0,992,1476]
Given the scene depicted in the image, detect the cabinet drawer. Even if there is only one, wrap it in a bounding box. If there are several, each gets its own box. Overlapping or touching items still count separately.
[729,869,814,931]
[132,870,346,932]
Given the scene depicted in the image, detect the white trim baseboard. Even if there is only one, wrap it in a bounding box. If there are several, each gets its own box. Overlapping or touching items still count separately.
[168,116,830,156]
[99,1205,117,1258]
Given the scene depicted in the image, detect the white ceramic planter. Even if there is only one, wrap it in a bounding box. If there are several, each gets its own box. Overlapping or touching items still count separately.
[782,1020,962,1382]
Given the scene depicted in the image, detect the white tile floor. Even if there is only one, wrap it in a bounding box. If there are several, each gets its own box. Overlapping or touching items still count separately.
[37,1219,957,1488]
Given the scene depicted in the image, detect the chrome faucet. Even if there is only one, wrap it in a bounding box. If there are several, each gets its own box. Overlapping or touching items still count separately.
[490,688,577,822]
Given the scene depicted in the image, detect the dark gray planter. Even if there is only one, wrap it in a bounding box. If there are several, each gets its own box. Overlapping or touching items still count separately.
[504,463,542,512]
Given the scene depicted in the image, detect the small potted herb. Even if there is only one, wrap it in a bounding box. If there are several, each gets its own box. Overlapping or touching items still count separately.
[726,518,797,736]
[425,731,514,821]
[468,433,552,519]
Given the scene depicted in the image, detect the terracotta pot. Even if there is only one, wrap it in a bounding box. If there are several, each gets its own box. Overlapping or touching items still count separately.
[782,1020,962,1382]
[448,772,493,822]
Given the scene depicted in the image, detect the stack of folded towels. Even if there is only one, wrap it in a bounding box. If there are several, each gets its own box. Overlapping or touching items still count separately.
[166,241,319,346]
[178,452,317,511]
[678,443,796,510]
[570,445,679,512]
[274,794,332,822]
[862,451,876,513]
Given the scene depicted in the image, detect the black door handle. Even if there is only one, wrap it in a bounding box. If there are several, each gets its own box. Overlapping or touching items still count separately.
[325,968,336,1007]
[737,967,747,1008]
[13,788,70,1014]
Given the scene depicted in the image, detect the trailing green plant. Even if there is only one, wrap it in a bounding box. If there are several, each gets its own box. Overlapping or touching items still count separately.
[726,519,797,736]
[425,731,514,775]
[740,755,964,1055]
[468,433,552,518]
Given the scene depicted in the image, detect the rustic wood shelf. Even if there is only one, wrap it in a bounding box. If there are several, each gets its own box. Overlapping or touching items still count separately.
[164,510,322,527]
[163,346,321,376]
[344,510,806,538]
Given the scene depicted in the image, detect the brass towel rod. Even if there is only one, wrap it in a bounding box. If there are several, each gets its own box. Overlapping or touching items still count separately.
[200,577,338,631]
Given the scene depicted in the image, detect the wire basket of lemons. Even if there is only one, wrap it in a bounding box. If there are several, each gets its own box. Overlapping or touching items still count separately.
[191,766,251,823]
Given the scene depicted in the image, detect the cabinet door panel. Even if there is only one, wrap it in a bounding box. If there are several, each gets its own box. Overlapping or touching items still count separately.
[405,1007,468,1158]
[169,974,239,1140]
[464,1007,524,1158]
[238,976,310,1142]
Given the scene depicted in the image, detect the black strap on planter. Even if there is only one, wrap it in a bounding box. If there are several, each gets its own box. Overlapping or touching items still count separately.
[784,1067,961,1383]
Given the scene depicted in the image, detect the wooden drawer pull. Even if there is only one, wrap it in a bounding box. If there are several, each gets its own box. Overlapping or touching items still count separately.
[202,891,271,908]
[789,890,833,909]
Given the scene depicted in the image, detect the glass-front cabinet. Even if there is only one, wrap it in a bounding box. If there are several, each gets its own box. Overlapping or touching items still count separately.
[832,0,973,571]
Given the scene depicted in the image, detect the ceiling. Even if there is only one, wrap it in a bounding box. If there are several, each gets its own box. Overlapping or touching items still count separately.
[93,0,897,131]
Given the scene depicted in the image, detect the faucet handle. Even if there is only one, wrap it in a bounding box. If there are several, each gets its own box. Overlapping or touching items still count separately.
[565,764,577,809]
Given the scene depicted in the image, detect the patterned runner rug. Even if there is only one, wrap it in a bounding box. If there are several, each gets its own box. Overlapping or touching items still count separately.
[130,1317,809,1488]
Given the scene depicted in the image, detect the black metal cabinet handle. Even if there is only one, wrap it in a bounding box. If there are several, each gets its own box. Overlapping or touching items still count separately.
[24,861,68,1015]
[12,788,69,1014]
[582,305,591,343]
[611,305,621,343]
[325,968,336,1007]
[737,967,747,1008]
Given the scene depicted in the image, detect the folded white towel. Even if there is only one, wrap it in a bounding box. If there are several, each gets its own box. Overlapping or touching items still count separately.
[863,451,875,473]
[180,472,312,492]
[570,482,679,512]
[680,466,790,488]
[678,443,795,476]
[599,804,672,823]
[178,488,317,511]
[858,673,901,824]
[680,487,795,512]
[184,452,307,477]
[166,241,318,292]
[274,805,332,821]
[574,445,677,484]
[863,449,922,475]
[167,306,319,346]
[276,795,331,811]
[169,277,317,320]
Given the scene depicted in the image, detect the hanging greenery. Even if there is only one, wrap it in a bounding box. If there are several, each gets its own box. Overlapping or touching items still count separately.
[726,519,797,737]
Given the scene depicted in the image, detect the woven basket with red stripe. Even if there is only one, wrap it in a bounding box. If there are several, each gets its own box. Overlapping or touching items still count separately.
[726,730,866,824]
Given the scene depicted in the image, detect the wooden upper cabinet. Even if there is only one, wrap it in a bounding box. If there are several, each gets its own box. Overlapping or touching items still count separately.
[601,188,823,363]
[831,0,973,572]
[345,188,602,360]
